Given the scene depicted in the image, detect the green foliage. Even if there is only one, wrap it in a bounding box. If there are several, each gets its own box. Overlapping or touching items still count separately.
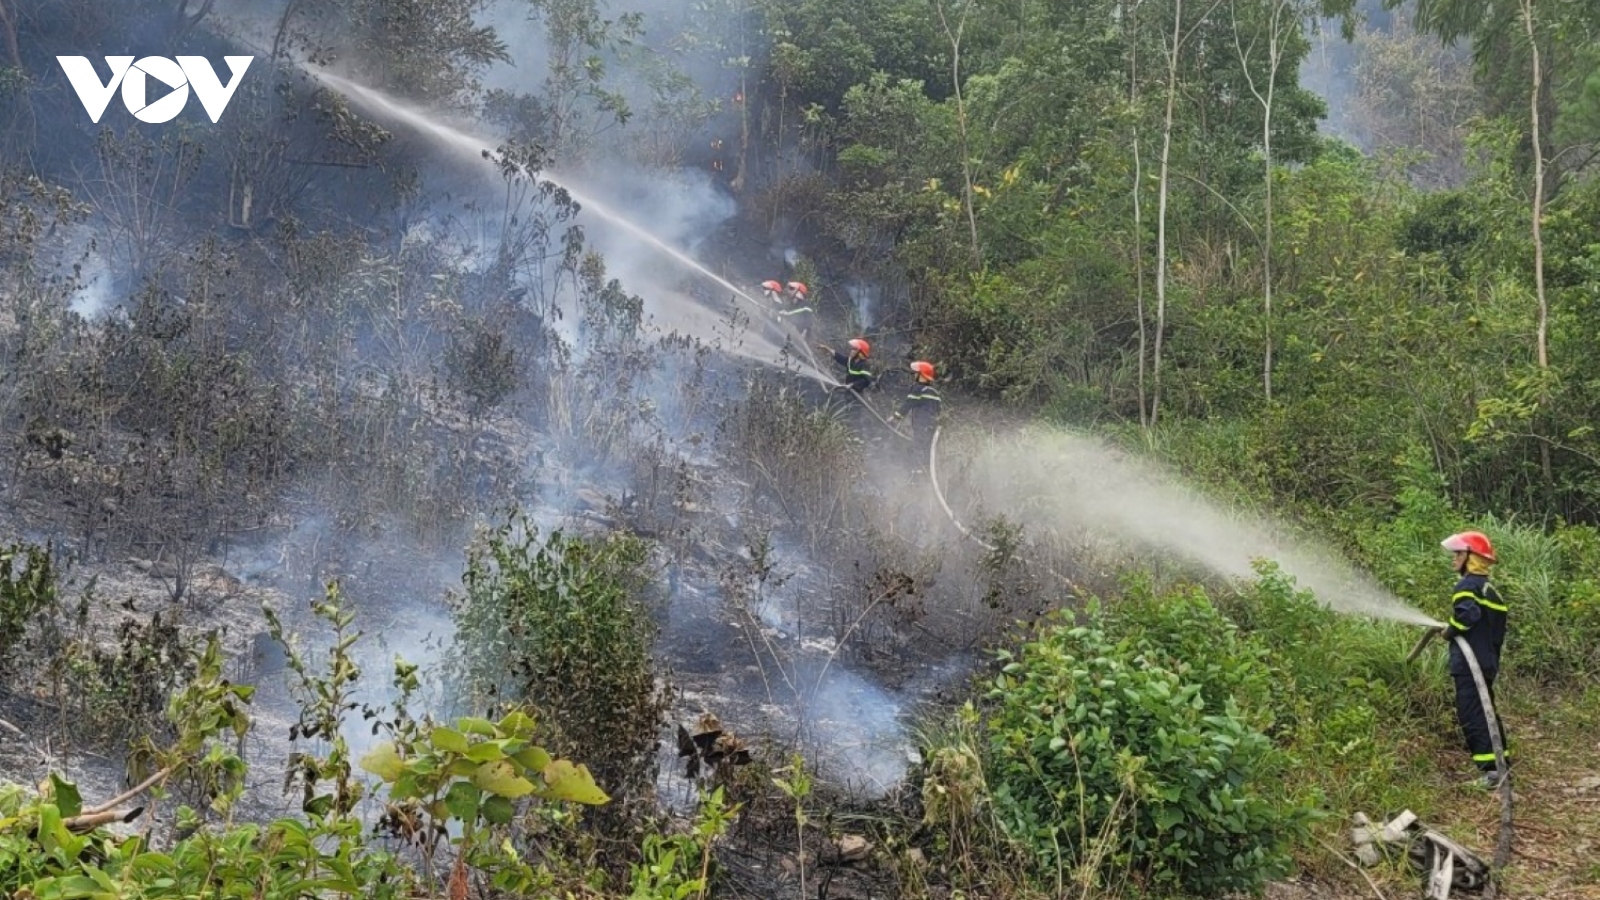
[985,604,1311,895]
[628,787,739,900]
[771,754,814,899]
[0,542,55,675]
[268,587,369,822]
[1224,565,1432,815]
[451,513,667,821]
[0,577,624,900]
[360,709,609,895]
[1106,578,1278,728]
[1350,448,1600,680]
[360,711,610,811]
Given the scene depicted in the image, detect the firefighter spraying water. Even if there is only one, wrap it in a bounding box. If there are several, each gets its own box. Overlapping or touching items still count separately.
[1438,531,1513,788]
[817,338,874,394]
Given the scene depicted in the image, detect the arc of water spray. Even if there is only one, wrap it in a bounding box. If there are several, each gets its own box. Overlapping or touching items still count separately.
[928,426,1085,594]
[300,67,848,384]
[298,66,930,449]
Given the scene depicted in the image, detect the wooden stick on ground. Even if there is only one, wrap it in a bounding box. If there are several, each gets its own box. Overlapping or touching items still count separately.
[64,806,145,834]
[81,765,176,818]
[1315,837,1391,900]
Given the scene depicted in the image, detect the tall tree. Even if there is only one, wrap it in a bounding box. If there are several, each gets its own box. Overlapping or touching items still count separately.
[1153,0,1227,425]
[1127,0,1150,426]
[1520,0,1547,375]
[1231,0,1308,403]
[934,0,982,266]
[1520,0,1551,482]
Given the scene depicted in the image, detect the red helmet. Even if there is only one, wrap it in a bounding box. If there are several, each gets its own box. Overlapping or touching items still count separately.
[787,281,808,296]
[1441,531,1495,562]
[761,280,782,293]
[847,338,870,356]
[910,360,935,381]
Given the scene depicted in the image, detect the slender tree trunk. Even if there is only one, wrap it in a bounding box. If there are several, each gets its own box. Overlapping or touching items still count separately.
[1521,0,1547,373]
[0,0,21,73]
[1135,135,1149,426]
[1129,0,1148,427]
[1261,42,1275,404]
[777,81,787,179]
[1232,0,1289,404]
[1520,0,1552,483]
[937,1,982,266]
[1153,0,1182,427]
[732,12,750,195]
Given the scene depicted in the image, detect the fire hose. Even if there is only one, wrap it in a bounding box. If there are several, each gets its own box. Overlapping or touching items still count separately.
[928,425,995,552]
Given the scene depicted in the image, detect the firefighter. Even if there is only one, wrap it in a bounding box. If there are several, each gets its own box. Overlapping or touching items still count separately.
[817,338,873,393]
[1439,530,1511,787]
[760,280,784,304]
[776,281,815,340]
[889,361,942,471]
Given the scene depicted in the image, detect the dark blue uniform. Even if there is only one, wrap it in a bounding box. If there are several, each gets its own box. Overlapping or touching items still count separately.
[832,350,873,393]
[777,303,815,338]
[896,383,941,469]
[1443,574,1509,770]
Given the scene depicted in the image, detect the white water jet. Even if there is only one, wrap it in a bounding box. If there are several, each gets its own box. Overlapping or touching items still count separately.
[301,67,839,387]
[947,426,1441,626]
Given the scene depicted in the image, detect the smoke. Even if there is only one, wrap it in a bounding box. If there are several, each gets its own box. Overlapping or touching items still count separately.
[796,666,912,796]
[1300,0,1414,154]
[69,248,115,319]
[843,282,877,330]
[301,68,837,384]
[1300,15,1371,152]
[944,425,1441,626]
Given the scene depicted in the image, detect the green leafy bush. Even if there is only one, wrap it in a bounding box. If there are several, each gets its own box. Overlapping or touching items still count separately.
[1224,565,1431,816]
[0,542,56,675]
[1106,578,1277,729]
[450,513,667,828]
[0,584,611,900]
[985,604,1311,895]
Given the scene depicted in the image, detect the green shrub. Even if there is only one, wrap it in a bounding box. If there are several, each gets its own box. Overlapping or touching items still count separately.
[0,542,56,676]
[1490,516,1600,680]
[985,604,1311,896]
[450,513,668,831]
[1225,565,1432,816]
[1106,578,1277,730]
